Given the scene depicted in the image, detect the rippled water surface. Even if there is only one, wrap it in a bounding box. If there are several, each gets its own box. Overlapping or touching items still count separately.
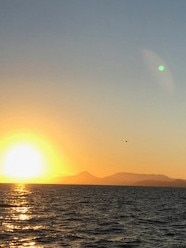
[0,184,186,247]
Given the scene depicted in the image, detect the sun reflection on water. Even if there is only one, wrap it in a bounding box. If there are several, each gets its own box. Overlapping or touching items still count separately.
[10,184,31,221]
[1,184,40,247]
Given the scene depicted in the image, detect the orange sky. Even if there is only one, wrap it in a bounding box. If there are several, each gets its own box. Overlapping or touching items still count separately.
[1,1,186,182]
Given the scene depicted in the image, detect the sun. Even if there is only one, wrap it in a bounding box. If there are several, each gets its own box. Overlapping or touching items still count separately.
[2,143,43,179]
[2,143,45,182]
[0,131,64,183]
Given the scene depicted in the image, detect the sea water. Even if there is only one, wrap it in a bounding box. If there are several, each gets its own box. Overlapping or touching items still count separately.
[0,184,185,247]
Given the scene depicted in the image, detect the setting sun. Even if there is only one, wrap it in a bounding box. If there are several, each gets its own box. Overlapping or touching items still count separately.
[0,131,64,183]
[2,143,44,181]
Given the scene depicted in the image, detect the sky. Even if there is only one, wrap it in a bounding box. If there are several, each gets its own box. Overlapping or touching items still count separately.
[1,0,186,179]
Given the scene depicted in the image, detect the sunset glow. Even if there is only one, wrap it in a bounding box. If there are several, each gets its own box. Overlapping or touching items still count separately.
[0,1,186,182]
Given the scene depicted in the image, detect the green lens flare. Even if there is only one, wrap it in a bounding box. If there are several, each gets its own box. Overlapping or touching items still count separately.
[158,65,165,72]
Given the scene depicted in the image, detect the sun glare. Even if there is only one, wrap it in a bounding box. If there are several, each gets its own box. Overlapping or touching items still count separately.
[0,132,63,183]
[2,143,44,182]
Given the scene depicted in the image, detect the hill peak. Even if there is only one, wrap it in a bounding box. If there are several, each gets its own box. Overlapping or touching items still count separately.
[55,171,186,187]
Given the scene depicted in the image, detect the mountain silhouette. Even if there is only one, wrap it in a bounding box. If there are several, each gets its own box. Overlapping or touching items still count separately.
[54,171,186,187]
[55,171,100,185]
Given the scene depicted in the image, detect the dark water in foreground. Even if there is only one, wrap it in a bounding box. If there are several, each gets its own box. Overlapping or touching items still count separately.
[0,184,186,247]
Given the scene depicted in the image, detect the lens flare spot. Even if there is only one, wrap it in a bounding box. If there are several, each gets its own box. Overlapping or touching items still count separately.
[158,65,165,72]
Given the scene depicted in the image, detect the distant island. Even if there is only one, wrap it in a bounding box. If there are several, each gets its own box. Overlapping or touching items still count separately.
[54,171,186,187]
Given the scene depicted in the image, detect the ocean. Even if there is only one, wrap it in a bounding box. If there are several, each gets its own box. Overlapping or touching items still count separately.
[0,184,185,247]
